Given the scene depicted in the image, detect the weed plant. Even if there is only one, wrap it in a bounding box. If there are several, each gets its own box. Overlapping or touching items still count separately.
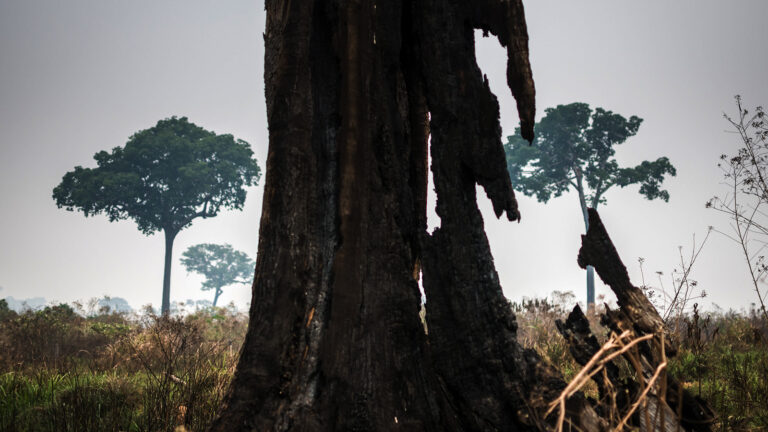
[669,305,768,430]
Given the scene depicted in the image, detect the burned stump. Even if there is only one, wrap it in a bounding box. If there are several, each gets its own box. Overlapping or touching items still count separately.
[210,0,714,430]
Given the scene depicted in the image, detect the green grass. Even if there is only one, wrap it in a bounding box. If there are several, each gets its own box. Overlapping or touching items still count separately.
[0,371,141,431]
[514,297,768,431]
[669,344,768,430]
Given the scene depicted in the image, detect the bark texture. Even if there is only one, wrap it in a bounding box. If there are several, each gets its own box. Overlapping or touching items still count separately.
[557,208,715,431]
[209,1,704,431]
[209,0,542,430]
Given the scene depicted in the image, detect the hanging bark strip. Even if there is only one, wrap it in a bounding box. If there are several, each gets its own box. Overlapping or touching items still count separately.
[210,1,614,431]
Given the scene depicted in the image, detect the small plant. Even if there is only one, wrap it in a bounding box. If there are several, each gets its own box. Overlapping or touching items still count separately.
[637,228,710,334]
[707,96,768,323]
[668,308,768,430]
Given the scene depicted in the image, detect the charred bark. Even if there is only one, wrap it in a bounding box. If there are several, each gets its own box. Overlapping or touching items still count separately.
[560,208,716,431]
[210,2,445,429]
[210,1,656,431]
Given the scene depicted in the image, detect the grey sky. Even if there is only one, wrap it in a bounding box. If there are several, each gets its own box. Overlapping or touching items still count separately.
[1,1,767,312]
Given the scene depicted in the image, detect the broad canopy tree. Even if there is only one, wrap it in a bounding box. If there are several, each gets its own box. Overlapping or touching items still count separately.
[181,243,254,307]
[53,117,260,315]
[505,103,676,306]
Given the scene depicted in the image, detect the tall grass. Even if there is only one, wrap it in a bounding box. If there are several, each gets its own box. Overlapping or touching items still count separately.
[514,297,768,431]
[669,306,768,430]
[2,297,766,431]
[0,302,246,432]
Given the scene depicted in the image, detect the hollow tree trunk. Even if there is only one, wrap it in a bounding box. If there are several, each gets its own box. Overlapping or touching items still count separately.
[161,228,177,315]
[210,1,598,430]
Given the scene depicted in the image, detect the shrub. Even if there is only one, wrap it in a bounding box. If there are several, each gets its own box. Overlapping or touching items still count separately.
[0,302,246,431]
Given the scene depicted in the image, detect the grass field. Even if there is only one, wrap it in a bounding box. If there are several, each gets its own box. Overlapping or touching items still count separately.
[1,298,766,431]
[0,301,245,432]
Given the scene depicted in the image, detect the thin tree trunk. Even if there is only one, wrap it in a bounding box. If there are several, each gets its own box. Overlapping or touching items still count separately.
[161,228,177,315]
[575,172,595,307]
[213,288,221,308]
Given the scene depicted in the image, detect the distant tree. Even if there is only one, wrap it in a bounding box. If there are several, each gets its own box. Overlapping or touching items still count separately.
[4,296,47,312]
[180,243,254,307]
[505,103,676,306]
[194,299,213,310]
[53,117,260,314]
[0,298,17,321]
[97,296,133,314]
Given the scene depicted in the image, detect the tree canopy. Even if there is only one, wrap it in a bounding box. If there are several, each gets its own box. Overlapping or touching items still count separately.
[53,117,261,235]
[53,116,260,314]
[180,243,254,307]
[505,103,676,208]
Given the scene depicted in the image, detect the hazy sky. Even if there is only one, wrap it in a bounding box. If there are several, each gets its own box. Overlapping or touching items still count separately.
[1,1,767,312]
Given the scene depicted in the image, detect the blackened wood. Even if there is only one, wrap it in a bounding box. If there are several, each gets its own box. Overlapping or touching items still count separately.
[469,0,536,142]
[211,0,612,430]
[556,304,638,425]
[578,208,673,355]
[577,208,715,431]
[556,305,620,384]
[415,0,534,428]
[413,1,603,429]
[210,1,461,430]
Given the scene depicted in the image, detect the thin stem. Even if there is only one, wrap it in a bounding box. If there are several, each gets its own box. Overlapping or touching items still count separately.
[733,174,768,322]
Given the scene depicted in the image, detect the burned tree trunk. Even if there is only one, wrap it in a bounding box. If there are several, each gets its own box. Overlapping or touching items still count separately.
[208,0,546,430]
[209,2,444,428]
[209,1,662,431]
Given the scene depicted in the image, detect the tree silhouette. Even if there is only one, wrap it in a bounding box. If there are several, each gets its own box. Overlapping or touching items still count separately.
[53,117,260,314]
[505,103,676,306]
[181,243,254,307]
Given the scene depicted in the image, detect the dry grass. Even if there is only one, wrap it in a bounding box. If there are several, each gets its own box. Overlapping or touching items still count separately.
[2,296,766,430]
[0,301,246,432]
[514,295,768,431]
